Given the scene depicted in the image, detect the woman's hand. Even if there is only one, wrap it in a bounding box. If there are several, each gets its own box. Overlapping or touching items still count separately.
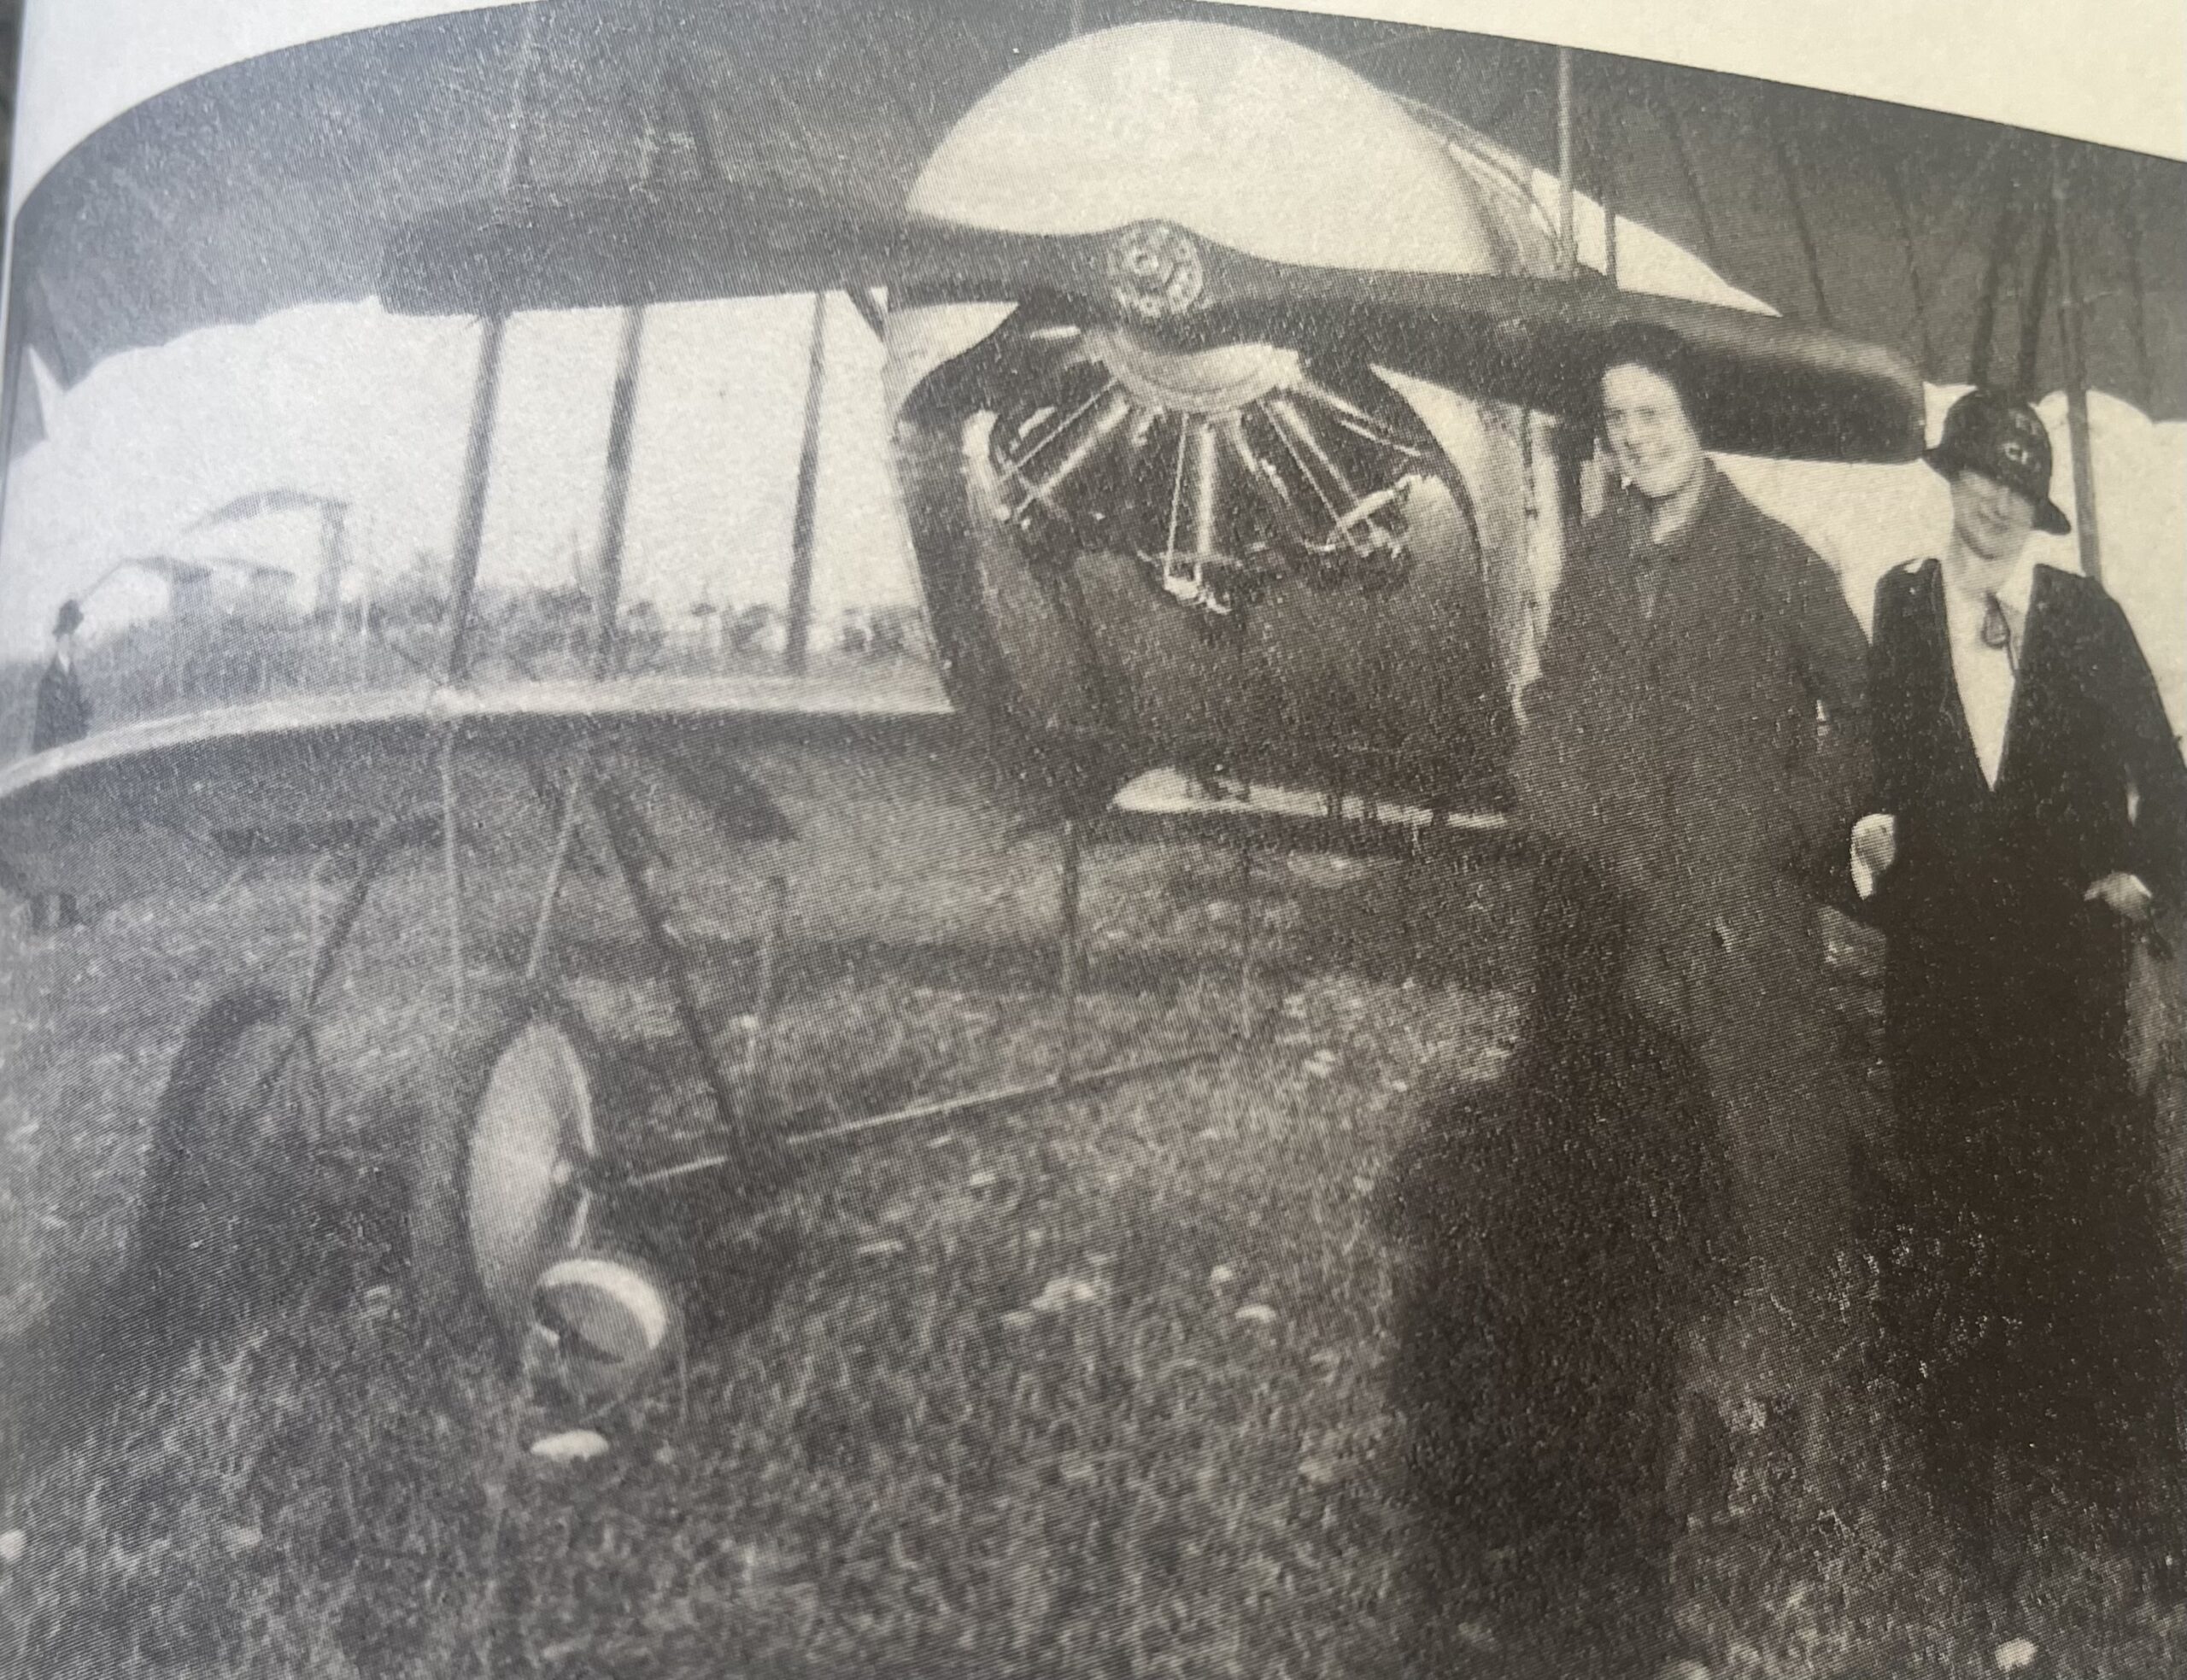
[1850,813,1897,900]
[2084,872,2156,923]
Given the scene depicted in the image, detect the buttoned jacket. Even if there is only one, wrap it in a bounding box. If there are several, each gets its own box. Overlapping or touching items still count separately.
[1516,465,1873,940]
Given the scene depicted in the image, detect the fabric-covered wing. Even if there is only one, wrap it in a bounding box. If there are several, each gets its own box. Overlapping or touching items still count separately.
[0,677,960,896]
[2,0,1011,401]
[5,0,2177,452]
[1363,37,2185,419]
[0,677,1525,896]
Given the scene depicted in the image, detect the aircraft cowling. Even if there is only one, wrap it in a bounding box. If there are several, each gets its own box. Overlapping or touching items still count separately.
[885,22,1560,817]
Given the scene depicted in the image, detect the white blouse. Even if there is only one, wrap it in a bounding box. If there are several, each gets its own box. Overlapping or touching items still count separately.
[1938,554,2039,788]
[1851,555,2039,901]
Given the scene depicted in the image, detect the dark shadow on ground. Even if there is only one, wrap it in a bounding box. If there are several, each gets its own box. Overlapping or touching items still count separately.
[1,1154,408,1491]
[1378,849,1735,1675]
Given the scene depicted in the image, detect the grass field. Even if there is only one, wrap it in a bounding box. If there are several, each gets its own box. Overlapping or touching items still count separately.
[0,789,2181,1678]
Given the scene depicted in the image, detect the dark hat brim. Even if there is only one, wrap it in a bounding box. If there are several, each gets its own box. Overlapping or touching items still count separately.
[1924,444,2072,536]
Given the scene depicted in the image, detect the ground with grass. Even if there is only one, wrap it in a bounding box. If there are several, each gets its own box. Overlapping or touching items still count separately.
[0,795,2181,1677]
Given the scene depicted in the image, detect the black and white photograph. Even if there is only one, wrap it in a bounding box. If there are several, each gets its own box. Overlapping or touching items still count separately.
[0,2,2183,1674]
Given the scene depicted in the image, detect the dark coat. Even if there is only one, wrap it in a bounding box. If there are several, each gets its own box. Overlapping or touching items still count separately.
[1867,557,2187,1510]
[31,655,91,754]
[1518,465,1873,924]
[1870,559,2187,1091]
[1514,466,1872,1389]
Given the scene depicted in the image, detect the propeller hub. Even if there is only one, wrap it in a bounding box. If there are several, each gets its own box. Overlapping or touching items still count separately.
[1105,221,1207,322]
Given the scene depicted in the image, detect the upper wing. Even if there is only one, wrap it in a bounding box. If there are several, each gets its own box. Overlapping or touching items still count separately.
[1437,49,2185,424]
[21,0,2152,472]
[6,2,2173,437]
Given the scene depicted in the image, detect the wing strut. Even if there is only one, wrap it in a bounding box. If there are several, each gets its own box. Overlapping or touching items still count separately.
[2049,141,2103,583]
[593,303,646,675]
[784,292,826,676]
[1595,88,1621,289]
[443,319,506,683]
[1556,48,1578,281]
[843,289,886,340]
[443,0,552,685]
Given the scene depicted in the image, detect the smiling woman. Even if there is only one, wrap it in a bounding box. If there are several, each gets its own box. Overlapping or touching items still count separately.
[1516,325,1879,1519]
[1863,388,2187,1630]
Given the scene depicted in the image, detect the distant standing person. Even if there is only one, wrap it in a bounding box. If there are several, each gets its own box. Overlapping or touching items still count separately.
[1856,389,2187,1614]
[27,598,91,931]
[1515,325,1873,1485]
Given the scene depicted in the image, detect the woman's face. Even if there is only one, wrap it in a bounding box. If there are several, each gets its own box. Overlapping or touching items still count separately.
[1601,363,1703,505]
[1949,468,2037,569]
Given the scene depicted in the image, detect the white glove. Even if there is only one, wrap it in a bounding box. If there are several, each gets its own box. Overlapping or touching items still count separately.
[1850,813,1897,901]
[2085,872,2156,923]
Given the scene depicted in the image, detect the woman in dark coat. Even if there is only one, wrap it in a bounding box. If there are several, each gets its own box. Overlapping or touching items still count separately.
[1516,327,1873,1466]
[1860,389,2187,1602]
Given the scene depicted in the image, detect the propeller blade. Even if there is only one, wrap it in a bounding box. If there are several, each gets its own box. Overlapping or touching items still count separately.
[383,192,1925,462]
[381,180,1079,317]
[1199,266,1928,462]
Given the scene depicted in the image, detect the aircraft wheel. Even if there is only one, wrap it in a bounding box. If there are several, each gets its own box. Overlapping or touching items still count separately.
[126,984,331,1355]
[408,984,602,1355]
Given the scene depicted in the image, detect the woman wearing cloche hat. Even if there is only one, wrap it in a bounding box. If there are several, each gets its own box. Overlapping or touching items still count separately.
[1856,386,2187,1632]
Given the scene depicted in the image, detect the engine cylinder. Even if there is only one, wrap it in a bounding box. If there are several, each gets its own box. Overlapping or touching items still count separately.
[887,20,1557,812]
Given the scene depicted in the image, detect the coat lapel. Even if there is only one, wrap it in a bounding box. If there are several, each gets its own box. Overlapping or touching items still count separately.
[1915,562,1991,797]
[1988,565,2055,801]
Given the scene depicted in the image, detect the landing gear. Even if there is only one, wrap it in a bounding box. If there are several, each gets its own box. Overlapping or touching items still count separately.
[127,984,332,1353]
[408,989,601,1346]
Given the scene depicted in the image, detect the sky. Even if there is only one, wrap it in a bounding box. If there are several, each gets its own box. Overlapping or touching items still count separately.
[0,289,922,656]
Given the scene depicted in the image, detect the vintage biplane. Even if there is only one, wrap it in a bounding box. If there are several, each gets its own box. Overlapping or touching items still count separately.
[3,0,2168,1396]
